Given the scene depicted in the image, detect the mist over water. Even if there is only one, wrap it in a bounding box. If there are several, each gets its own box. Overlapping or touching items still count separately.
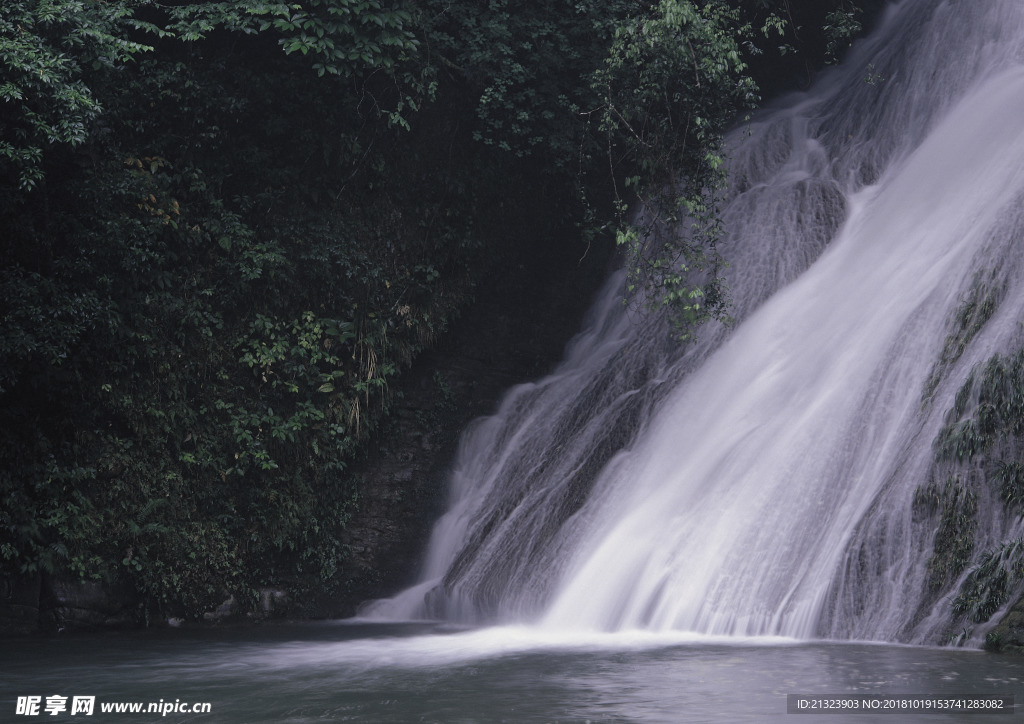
[370,0,1024,645]
[6,624,1021,723]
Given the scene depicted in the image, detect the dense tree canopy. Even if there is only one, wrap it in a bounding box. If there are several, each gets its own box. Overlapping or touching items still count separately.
[0,0,869,620]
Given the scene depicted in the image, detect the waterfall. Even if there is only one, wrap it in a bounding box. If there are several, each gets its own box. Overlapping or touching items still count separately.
[368,0,1024,644]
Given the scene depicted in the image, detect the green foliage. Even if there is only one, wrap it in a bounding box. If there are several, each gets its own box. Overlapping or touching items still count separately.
[0,0,477,615]
[822,5,863,64]
[977,351,1024,437]
[934,348,1024,464]
[0,140,466,614]
[913,476,977,591]
[165,1,419,75]
[933,418,985,464]
[0,0,151,190]
[420,0,630,162]
[996,461,1024,509]
[952,539,1024,624]
[594,0,758,333]
[922,270,1003,403]
[160,1,429,128]
[418,0,791,336]
[927,343,1024,629]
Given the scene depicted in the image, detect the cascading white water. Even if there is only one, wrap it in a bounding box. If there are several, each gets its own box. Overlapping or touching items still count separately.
[369,0,1024,644]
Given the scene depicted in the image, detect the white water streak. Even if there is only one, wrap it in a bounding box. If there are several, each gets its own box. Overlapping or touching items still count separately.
[546,64,1024,636]
[370,0,1024,644]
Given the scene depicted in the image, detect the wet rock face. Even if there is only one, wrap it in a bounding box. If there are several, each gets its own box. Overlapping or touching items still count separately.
[985,597,1024,654]
[258,588,290,618]
[202,594,238,622]
[39,575,140,632]
[0,573,140,635]
[0,574,42,635]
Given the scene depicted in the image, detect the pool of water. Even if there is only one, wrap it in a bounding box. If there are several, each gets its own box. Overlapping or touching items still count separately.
[2,623,1021,722]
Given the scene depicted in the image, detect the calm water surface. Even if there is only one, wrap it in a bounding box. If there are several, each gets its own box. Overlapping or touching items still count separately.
[2,623,1021,723]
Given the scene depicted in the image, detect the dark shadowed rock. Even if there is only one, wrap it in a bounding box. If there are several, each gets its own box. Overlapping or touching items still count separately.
[39,574,139,632]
